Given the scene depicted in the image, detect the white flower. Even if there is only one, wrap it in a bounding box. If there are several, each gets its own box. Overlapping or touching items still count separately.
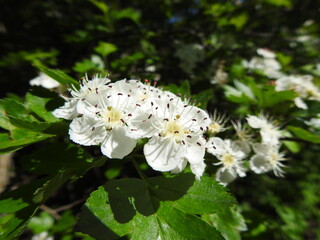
[52,74,111,120]
[114,80,178,112]
[142,96,210,176]
[52,98,78,120]
[231,120,252,142]
[250,143,286,177]
[207,111,228,135]
[30,72,60,89]
[206,137,246,186]
[69,84,147,159]
[304,114,320,128]
[257,48,276,58]
[275,75,320,109]
[71,74,111,114]
[246,114,281,145]
[210,68,228,85]
[31,232,54,240]
[243,48,283,79]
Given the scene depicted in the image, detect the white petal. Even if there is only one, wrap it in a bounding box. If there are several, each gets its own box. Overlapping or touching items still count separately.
[30,73,60,89]
[144,137,184,171]
[206,137,225,156]
[215,167,237,186]
[185,136,206,164]
[101,127,137,159]
[249,154,271,174]
[235,162,247,177]
[171,158,188,174]
[190,161,206,179]
[260,128,280,145]
[128,108,158,138]
[180,105,211,131]
[52,99,78,120]
[246,115,265,129]
[232,140,251,157]
[252,143,271,154]
[257,48,276,58]
[294,97,308,109]
[69,116,105,146]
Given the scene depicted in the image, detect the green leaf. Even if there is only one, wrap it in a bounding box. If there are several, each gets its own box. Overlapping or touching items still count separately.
[0,178,49,240]
[28,212,54,234]
[203,207,247,240]
[0,129,53,154]
[52,211,76,233]
[35,65,79,90]
[264,0,293,8]
[193,89,213,109]
[0,144,106,239]
[94,42,118,57]
[262,90,297,107]
[26,91,60,123]
[88,0,109,14]
[22,143,95,175]
[229,13,248,30]
[287,126,320,143]
[282,130,301,153]
[0,98,31,120]
[111,52,144,72]
[73,58,103,74]
[112,8,141,24]
[162,81,191,100]
[77,174,235,240]
[9,117,51,132]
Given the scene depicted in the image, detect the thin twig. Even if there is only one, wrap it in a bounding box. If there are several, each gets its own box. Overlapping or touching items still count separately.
[40,205,61,220]
[131,158,148,182]
[55,197,86,213]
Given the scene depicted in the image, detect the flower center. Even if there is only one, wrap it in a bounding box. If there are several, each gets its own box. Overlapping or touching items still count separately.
[269,153,279,165]
[208,122,222,134]
[222,154,235,167]
[163,120,185,142]
[103,106,124,129]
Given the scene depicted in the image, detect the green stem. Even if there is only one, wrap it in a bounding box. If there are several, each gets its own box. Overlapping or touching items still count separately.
[131,158,148,182]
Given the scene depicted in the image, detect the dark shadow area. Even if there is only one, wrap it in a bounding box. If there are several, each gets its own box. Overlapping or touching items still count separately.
[75,205,121,240]
[104,173,195,223]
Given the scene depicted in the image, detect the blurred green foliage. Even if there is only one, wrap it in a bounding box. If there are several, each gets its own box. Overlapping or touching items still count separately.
[0,0,320,239]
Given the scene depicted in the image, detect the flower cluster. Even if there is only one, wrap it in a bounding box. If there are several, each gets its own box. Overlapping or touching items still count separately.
[242,48,283,79]
[205,113,286,186]
[52,74,291,185]
[53,75,211,179]
[243,48,320,110]
[275,75,320,109]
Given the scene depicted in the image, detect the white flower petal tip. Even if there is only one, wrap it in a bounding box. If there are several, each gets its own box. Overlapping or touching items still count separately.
[216,168,237,186]
[249,154,270,174]
[30,72,60,89]
[257,48,276,58]
[144,137,184,172]
[52,99,78,120]
[190,161,206,180]
[101,128,137,159]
